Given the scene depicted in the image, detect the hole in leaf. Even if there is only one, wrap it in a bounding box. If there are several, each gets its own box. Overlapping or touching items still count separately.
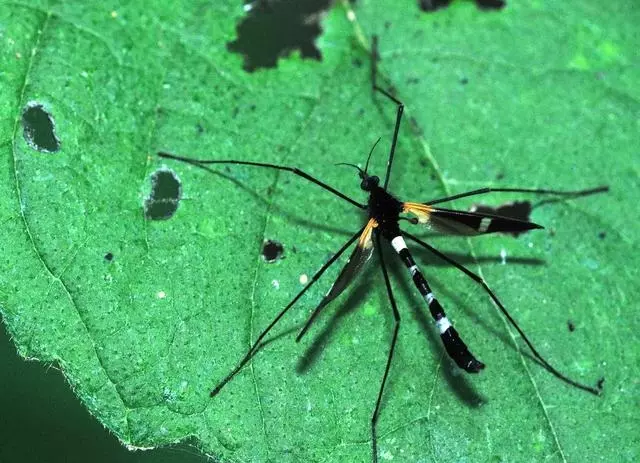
[567,320,575,332]
[144,169,182,220]
[104,252,114,262]
[419,0,505,12]
[469,200,532,237]
[21,102,61,152]
[228,0,331,72]
[262,240,284,262]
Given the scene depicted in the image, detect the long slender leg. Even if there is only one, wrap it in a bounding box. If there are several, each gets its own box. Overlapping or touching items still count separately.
[403,230,602,395]
[371,232,401,463]
[388,234,485,372]
[426,185,609,206]
[210,227,364,397]
[370,36,405,192]
[158,151,366,209]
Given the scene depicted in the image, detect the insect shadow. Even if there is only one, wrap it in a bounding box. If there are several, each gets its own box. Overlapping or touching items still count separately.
[164,158,356,237]
[296,267,376,374]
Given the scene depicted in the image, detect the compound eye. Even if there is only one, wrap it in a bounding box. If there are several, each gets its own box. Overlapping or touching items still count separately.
[360,180,369,191]
[371,176,380,186]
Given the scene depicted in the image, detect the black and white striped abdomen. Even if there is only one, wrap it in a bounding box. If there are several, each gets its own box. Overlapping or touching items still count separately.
[388,234,485,373]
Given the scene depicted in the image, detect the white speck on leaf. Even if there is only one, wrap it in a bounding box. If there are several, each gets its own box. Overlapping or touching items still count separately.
[381,449,394,460]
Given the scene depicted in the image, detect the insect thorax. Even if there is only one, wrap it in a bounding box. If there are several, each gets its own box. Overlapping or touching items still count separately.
[368,186,403,238]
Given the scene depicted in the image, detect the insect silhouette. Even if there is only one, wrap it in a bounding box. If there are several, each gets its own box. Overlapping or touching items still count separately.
[158,36,607,463]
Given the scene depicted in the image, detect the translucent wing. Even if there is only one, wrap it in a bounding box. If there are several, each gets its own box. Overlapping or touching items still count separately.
[296,218,377,341]
[403,202,542,236]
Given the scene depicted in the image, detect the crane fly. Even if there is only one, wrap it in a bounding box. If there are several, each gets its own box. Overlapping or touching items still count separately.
[158,36,607,463]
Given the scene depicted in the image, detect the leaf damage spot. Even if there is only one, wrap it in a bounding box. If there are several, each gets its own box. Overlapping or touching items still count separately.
[21,102,61,153]
[227,0,331,72]
[104,252,114,262]
[262,239,284,262]
[144,169,182,220]
[567,320,575,332]
[469,200,532,237]
[419,0,505,12]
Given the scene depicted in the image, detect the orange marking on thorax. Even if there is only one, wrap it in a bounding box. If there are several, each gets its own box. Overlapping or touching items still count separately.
[359,218,378,248]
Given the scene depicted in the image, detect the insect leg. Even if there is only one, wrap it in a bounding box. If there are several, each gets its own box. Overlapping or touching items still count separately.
[426,186,609,206]
[370,36,405,191]
[158,151,366,209]
[390,234,485,372]
[371,232,401,463]
[403,230,602,395]
[210,227,364,397]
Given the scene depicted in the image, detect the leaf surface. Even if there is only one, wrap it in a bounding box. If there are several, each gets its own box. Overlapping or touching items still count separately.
[1,1,638,461]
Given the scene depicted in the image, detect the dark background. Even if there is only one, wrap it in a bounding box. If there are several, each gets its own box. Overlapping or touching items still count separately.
[0,322,209,463]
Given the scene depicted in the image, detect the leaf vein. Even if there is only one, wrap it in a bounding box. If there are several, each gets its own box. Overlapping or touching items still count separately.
[9,6,130,440]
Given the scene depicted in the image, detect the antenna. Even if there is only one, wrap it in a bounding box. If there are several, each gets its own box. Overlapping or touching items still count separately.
[364,137,382,175]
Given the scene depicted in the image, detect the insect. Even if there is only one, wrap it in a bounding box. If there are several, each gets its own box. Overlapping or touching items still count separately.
[158,36,607,463]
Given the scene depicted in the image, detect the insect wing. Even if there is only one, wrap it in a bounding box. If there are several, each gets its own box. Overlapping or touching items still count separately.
[296,220,377,342]
[403,202,542,236]
[315,219,376,310]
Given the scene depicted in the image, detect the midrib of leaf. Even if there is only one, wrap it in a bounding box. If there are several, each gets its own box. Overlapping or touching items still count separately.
[342,2,568,461]
[248,172,275,456]
[242,46,356,460]
[139,65,170,256]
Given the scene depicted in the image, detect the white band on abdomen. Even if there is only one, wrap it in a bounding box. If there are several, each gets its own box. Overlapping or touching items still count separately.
[390,235,408,253]
[435,317,452,334]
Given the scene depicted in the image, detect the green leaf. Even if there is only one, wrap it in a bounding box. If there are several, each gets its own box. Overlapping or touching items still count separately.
[1,1,638,462]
